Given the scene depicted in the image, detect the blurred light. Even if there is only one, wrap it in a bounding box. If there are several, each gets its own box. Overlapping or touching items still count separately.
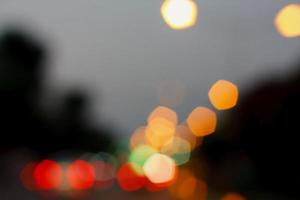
[20,162,37,191]
[57,162,71,192]
[208,80,239,110]
[187,107,217,136]
[169,168,195,199]
[169,168,207,200]
[161,0,198,30]
[116,163,147,192]
[66,160,95,190]
[148,106,178,126]
[129,126,147,150]
[34,160,62,190]
[129,145,157,168]
[90,152,118,169]
[157,80,186,107]
[193,179,208,200]
[275,4,300,38]
[145,179,170,192]
[178,177,198,199]
[143,153,177,184]
[221,192,246,200]
[176,123,203,150]
[145,117,176,149]
[161,136,191,165]
[92,160,115,190]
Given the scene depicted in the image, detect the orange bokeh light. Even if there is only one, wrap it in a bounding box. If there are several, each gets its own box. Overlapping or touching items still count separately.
[129,126,147,150]
[116,163,147,192]
[33,160,62,190]
[221,192,246,200]
[66,160,95,190]
[148,106,178,126]
[169,168,207,200]
[145,117,176,149]
[187,107,217,136]
[274,4,300,38]
[208,80,239,110]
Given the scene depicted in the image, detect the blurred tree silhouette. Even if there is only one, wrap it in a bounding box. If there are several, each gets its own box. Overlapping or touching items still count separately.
[0,29,114,156]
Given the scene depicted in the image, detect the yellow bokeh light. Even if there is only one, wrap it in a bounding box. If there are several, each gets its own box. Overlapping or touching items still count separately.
[143,153,177,184]
[161,0,198,30]
[145,117,176,149]
[275,4,300,38]
[187,107,217,137]
[208,80,239,110]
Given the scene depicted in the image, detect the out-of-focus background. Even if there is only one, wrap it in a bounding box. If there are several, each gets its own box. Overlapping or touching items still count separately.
[0,0,299,199]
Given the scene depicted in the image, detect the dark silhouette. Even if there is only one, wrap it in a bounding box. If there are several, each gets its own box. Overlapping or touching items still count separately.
[0,29,114,156]
[200,60,300,199]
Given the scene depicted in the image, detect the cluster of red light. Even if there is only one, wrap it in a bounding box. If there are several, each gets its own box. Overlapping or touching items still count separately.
[20,159,115,193]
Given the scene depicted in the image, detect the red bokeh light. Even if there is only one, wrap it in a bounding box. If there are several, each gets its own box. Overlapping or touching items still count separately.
[66,160,95,190]
[116,163,147,192]
[33,160,62,190]
[20,162,38,191]
[145,179,169,192]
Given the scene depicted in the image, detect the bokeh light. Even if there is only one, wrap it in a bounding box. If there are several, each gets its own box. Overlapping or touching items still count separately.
[143,153,177,184]
[221,192,246,200]
[145,177,174,192]
[169,168,195,199]
[169,168,207,200]
[145,117,176,149]
[20,162,38,191]
[66,160,95,190]
[92,160,115,190]
[129,126,147,150]
[116,163,146,192]
[187,107,217,136]
[176,123,203,150]
[33,160,62,190]
[208,80,239,110]
[274,4,300,38]
[129,145,157,168]
[161,0,198,30]
[148,106,178,126]
[161,136,191,165]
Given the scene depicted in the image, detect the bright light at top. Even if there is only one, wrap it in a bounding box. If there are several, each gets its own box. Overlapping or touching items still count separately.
[275,4,300,38]
[161,0,198,30]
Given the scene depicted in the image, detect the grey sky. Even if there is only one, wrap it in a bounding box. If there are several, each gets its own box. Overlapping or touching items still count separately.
[0,0,299,136]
